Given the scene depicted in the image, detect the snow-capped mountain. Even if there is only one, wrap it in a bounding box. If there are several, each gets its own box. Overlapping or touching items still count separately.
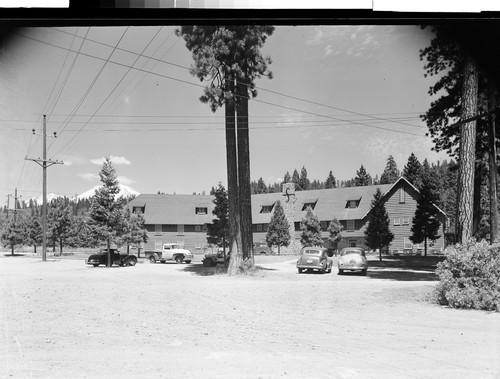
[77,184,140,200]
[33,193,62,205]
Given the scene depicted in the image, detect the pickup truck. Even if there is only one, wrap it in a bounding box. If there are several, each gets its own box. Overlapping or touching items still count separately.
[145,243,193,264]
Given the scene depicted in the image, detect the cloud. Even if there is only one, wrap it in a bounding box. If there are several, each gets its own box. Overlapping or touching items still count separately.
[90,156,131,165]
[117,176,135,185]
[79,173,99,181]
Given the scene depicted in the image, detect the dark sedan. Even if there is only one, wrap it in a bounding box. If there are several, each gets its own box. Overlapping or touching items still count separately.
[86,248,137,267]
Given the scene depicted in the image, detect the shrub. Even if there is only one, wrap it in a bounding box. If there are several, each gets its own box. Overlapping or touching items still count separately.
[434,240,500,311]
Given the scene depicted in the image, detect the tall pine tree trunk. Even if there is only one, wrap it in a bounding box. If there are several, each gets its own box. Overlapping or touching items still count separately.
[236,79,254,264]
[456,53,478,244]
[225,76,242,272]
[488,82,499,243]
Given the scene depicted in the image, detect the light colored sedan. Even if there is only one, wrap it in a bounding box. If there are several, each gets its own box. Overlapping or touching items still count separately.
[338,247,368,275]
[297,247,333,274]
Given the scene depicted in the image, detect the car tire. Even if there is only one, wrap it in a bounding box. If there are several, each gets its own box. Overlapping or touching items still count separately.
[259,251,266,255]
[93,264,99,267]
[361,269,367,276]
[338,269,343,275]
[184,260,191,264]
[128,258,137,266]
[175,256,183,264]
[298,268,303,274]
[321,264,326,274]
[149,256,156,264]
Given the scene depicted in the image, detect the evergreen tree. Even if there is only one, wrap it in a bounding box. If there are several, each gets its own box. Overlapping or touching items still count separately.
[88,157,124,267]
[325,171,336,189]
[410,173,442,256]
[24,215,42,254]
[300,207,323,247]
[402,153,423,188]
[379,155,400,184]
[364,188,394,261]
[327,218,342,253]
[255,177,268,194]
[177,26,274,274]
[354,165,372,186]
[206,183,229,256]
[299,166,310,191]
[48,198,73,256]
[265,201,290,255]
[291,169,301,190]
[283,171,291,183]
[1,219,24,255]
[120,207,148,255]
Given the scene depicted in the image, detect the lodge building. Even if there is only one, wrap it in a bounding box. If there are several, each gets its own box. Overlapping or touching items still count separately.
[127,177,446,255]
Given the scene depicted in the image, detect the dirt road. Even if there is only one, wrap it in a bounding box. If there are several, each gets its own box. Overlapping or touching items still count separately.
[1,254,498,378]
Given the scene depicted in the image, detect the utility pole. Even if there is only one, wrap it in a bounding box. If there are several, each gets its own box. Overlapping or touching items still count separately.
[6,193,11,217]
[14,188,18,223]
[25,115,63,262]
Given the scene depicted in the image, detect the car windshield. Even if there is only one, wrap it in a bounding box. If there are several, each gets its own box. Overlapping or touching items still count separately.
[303,249,321,256]
[340,249,365,257]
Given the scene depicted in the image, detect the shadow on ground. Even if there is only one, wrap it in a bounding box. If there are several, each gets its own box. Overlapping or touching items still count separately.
[363,256,445,281]
[181,263,277,276]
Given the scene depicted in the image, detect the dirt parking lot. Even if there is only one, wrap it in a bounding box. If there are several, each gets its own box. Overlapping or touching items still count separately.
[1,253,498,378]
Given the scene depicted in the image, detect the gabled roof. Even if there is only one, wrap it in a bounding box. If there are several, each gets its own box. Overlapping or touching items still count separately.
[128,194,215,225]
[251,184,393,224]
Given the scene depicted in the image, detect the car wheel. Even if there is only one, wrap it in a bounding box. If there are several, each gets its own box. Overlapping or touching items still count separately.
[361,269,367,276]
[175,256,183,264]
[259,251,266,255]
[321,264,326,274]
[184,260,191,264]
[128,258,137,266]
[338,269,343,275]
[93,264,99,267]
[298,268,303,274]
[149,256,156,264]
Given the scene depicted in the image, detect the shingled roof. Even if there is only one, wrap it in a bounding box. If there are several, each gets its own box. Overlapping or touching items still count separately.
[128,194,216,225]
[252,183,393,224]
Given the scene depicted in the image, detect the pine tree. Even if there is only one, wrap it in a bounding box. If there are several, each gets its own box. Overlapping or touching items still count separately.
[255,177,268,194]
[354,165,372,186]
[402,153,423,188]
[410,173,442,256]
[1,219,24,255]
[325,170,336,189]
[379,155,400,184]
[364,188,394,261]
[300,207,323,247]
[327,218,342,253]
[206,183,229,255]
[120,207,148,255]
[299,166,310,191]
[265,201,290,255]
[48,198,73,256]
[291,169,301,190]
[24,215,42,254]
[283,171,291,183]
[88,157,124,267]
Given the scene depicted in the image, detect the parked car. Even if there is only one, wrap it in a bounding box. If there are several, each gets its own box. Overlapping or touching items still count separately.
[202,250,230,268]
[338,247,368,275]
[296,247,333,274]
[254,242,272,255]
[146,243,193,264]
[86,248,137,267]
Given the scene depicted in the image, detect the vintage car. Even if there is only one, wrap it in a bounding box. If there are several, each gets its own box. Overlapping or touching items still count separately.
[146,243,193,264]
[296,247,333,274]
[253,242,272,255]
[202,250,230,268]
[338,247,368,275]
[86,248,138,267]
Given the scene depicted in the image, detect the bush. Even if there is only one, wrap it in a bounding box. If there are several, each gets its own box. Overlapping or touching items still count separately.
[434,240,500,311]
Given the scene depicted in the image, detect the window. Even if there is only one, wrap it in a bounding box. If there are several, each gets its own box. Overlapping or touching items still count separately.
[260,204,275,213]
[347,220,355,231]
[257,224,263,232]
[345,199,359,209]
[320,221,328,230]
[202,224,208,232]
[195,207,208,215]
[393,218,401,226]
[195,225,201,232]
[404,237,413,249]
[399,188,406,203]
[302,198,318,211]
[132,206,144,214]
[402,217,410,225]
[177,224,184,235]
[349,240,357,247]
[155,224,162,236]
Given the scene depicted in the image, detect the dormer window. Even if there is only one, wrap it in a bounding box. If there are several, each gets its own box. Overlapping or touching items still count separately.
[195,207,208,215]
[345,199,360,209]
[302,198,318,211]
[132,206,145,214]
[260,202,276,213]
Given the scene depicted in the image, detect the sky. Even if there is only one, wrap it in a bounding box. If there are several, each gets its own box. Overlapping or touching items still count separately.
[0,24,452,206]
